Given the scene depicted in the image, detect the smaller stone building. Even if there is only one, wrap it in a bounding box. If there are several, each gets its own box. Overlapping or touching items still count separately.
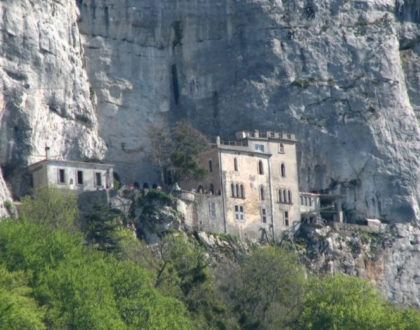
[28,159,114,192]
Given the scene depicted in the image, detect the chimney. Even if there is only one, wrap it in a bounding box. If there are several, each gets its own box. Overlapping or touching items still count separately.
[45,146,50,160]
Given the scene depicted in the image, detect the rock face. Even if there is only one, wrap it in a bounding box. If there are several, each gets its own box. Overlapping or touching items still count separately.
[78,0,420,224]
[0,0,105,201]
[0,0,419,307]
[297,222,420,307]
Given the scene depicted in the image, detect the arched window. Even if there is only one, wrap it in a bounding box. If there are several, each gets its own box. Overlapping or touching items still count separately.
[283,190,287,204]
[240,184,245,198]
[279,189,283,203]
[209,184,214,195]
[258,161,264,175]
[236,184,240,198]
[281,163,286,177]
[279,143,285,153]
[288,190,292,204]
[234,158,238,171]
[208,160,213,172]
[260,186,265,200]
[231,183,235,197]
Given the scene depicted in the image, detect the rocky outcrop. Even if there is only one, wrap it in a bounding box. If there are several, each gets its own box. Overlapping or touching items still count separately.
[296,223,420,307]
[0,0,105,203]
[77,0,420,224]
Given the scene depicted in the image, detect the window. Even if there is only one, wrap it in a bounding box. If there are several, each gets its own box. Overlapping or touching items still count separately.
[232,183,245,198]
[279,189,283,203]
[95,172,102,187]
[261,208,267,223]
[300,195,304,205]
[258,161,264,175]
[208,160,213,172]
[58,169,65,184]
[309,197,312,207]
[260,186,265,200]
[281,163,286,177]
[234,205,244,220]
[77,170,83,185]
[288,190,292,204]
[285,211,289,227]
[255,144,264,152]
[209,202,216,219]
[283,190,287,204]
[278,143,285,153]
[234,158,238,171]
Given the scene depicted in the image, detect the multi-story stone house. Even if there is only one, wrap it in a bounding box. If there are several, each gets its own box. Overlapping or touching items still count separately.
[178,130,343,241]
[179,130,302,241]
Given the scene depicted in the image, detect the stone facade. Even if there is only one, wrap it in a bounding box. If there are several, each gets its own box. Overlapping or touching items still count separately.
[179,130,302,241]
[28,159,113,192]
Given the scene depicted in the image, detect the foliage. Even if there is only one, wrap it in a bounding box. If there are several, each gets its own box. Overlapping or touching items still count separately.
[145,121,210,184]
[170,121,210,182]
[19,187,79,232]
[83,204,122,253]
[153,234,236,329]
[225,246,306,329]
[296,274,420,330]
[0,219,193,329]
[0,265,45,329]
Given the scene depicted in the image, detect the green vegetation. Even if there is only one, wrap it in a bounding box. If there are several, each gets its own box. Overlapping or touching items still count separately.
[146,121,210,184]
[19,187,79,232]
[297,274,420,330]
[0,189,419,329]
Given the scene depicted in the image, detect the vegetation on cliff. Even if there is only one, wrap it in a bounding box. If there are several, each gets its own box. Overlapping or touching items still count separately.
[0,189,419,329]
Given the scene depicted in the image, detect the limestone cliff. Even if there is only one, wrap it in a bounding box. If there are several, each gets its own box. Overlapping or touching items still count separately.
[78,0,420,224]
[0,0,105,204]
[295,222,420,307]
[0,0,419,306]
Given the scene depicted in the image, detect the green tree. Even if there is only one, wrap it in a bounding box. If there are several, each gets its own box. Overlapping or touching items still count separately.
[0,219,194,329]
[19,187,79,232]
[170,121,210,182]
[154,234,235,329]
[0,265,45,329]
[83,204,122,253]
[225,246,305,329]
[296,274,420,330]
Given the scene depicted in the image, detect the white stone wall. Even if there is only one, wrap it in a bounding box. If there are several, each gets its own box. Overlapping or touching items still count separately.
[31,161,113,192]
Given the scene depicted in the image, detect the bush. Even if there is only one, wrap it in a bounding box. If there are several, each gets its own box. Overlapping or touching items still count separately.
[19,187,79,232]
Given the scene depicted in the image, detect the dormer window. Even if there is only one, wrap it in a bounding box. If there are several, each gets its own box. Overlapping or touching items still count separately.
[279,144,285,153]
[255,144,264,152]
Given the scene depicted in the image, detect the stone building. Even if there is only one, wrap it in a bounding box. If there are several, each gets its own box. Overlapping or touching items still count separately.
[28,159,114,192]
[179,130,302,241]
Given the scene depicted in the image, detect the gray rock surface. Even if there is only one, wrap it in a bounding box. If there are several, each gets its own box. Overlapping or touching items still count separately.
[78,0,420,224]
[297,222,420,307]
[0,0,418,307]
[0,0,105,203]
